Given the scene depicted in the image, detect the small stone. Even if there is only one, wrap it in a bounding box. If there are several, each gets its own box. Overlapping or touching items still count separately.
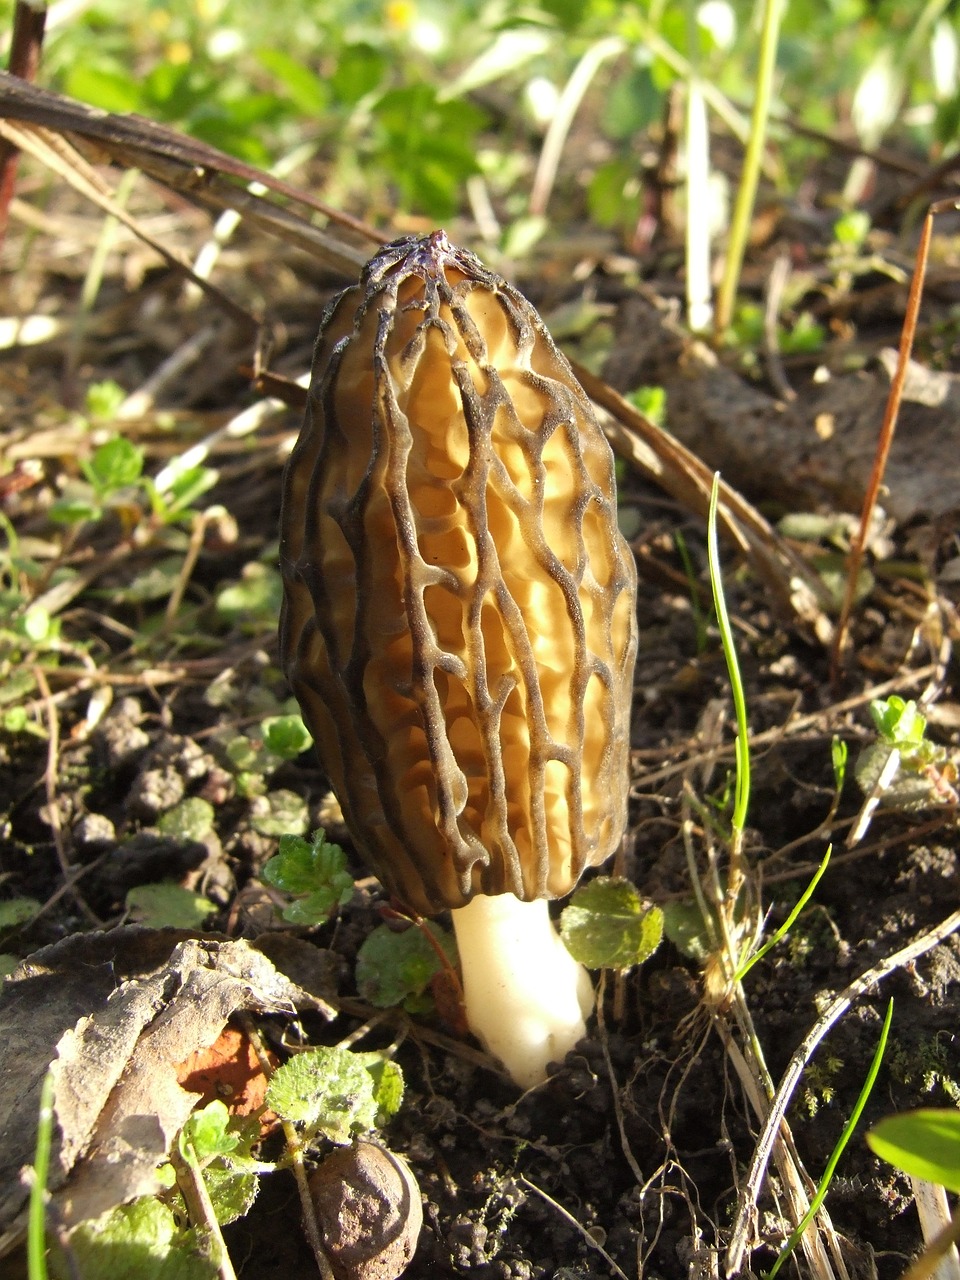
[308,1139,422,1280]
[72,813,117,848]
[95,698,150,769]
[126,766,185,820]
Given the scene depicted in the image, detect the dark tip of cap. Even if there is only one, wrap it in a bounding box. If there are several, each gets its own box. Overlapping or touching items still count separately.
[363,231,458,287]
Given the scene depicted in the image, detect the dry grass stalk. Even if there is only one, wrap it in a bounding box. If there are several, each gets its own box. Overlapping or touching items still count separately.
[1,69,835,649]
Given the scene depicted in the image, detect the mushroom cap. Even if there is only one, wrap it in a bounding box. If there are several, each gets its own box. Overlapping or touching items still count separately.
[280,232,637,915]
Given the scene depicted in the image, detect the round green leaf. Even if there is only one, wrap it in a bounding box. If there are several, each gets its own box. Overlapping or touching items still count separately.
[125,883,215,929]
[69,1197,214,1280]
[261,714,313,760]
[661,900,712,963]
[266,1046,378,1143]
[158,797,215,842]
[356,922,455,1008]
[560,876,663,970]
[250,788,308,837]
[0,897,41,931]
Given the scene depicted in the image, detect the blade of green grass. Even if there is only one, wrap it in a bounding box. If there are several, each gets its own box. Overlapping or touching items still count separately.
[736,846,832,982]
[707,473,750,842]
[28,1068,54,1280]
[766,998,894,1280]
[714,0,785,335]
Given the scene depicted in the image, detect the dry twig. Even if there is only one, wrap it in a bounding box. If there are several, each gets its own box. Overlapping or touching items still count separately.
[726,907,960,1275]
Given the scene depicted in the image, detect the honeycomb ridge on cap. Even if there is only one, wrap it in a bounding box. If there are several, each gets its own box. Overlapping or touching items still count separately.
[280,232,638,915]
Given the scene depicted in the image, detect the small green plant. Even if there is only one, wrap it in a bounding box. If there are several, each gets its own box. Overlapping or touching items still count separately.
[767,1000,893,1279]
[65,1196,213,1280]
[50,435,144,525]
[856,695,958,809]
[266,1045,404,1144]
[356,921,458,1013]
[833,209,871,251]
[261,828,354,926]
[735,848,832,983]
[61,1099,266,1278]
[626,384,667,428]
[695,475,890,1277]
[27,1070,54,1280]
[43,382,216,533]
[799,1052,844,1118]
[0,517,67,735]
[215,563,285,631]
[0,896,41,935]
[728,303,826,359]
[222,712,314,799]
[887,1035,960,1104]
[873,695,933,754]
[173,1100,264,1228]
[40,1046,406,1278]
[707,473,750,856]
[261,714,313,760]
[50,432,217,529]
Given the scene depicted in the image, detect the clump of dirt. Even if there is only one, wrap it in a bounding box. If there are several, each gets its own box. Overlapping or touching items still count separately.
[3,501,957,1278]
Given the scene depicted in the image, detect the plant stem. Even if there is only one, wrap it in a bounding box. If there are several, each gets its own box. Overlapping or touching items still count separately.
[27,1068,54,1280]
[767,999,893,1279]
[237,1013,337,1280]
[707,473,750,897]
[831,204,933,679]
[714,0,785,335]
[0,0,47,247]
[172,1142,238,1280]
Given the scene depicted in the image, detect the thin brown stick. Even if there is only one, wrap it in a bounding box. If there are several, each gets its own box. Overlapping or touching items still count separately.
[0,0,47,245]
[595,972,645,1188]
[33,665,101,926]
[237,1014,336,1280]
[726,906,960,1275]
[170,1143,238,1280]
[519,1175,631,1280]
[0,117,260,334]
[0,67,384,247]
[163,510,208,629]
[831,206,935,679]
[899,1200,960,1280]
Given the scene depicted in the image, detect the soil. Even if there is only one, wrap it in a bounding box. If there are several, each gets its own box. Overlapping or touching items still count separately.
[3,179,960,1280]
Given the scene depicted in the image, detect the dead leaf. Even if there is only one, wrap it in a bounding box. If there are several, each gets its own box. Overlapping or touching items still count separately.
[175,1025,278,1132]
[0,927,334,1254]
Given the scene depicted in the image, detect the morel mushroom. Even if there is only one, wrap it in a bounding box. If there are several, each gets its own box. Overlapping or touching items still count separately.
[280,232,637,1088]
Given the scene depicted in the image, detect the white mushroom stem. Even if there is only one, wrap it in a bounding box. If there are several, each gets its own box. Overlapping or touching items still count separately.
[450,893,594,1089]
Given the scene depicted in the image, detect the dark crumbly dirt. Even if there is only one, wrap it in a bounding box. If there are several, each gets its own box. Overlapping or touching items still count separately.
[3,461,958,1278]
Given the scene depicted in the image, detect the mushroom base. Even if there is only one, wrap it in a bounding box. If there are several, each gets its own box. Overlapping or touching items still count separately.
[451,893,594,1089]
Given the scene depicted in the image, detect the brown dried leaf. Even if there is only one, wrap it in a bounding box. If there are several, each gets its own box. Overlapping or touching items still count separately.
[0,928,332,1252]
